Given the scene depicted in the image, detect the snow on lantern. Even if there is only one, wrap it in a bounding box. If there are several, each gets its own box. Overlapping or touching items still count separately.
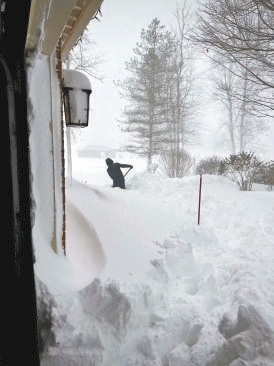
[62,69,92,127]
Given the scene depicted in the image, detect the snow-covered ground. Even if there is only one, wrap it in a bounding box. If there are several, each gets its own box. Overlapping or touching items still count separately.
[36,156,274,366]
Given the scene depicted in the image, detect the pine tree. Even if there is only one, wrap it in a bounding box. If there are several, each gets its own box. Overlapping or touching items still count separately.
[116,18,177,168]
[117,6,197,176]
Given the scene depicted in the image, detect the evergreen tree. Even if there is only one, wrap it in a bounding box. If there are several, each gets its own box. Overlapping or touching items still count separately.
[117,6,197,176]
[116,18,177,168]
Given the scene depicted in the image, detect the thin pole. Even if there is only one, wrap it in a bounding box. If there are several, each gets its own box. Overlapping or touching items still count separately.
[198,174,202,225]
[124,167,132,177]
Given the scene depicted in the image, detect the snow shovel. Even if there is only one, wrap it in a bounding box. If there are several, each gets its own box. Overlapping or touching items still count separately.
[123,167,133,178]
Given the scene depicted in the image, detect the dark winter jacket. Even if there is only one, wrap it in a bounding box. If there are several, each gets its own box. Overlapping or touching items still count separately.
[105,158,133,189]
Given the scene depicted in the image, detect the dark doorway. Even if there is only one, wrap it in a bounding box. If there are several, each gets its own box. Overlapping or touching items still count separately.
[1,0,40,363]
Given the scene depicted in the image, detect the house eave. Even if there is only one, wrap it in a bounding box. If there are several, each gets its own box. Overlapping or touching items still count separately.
[25,0,103,59]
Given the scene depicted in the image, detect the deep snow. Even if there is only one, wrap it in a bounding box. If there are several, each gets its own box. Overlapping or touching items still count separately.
[35,157,274,366]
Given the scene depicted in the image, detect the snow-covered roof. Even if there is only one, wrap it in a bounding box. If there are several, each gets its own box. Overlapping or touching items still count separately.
[26,0,103,58]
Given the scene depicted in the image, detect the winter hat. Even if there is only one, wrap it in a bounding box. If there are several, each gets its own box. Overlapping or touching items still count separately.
[105,158,113,166]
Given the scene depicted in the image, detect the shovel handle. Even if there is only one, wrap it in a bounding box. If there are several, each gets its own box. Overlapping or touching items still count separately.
[124,167,132,177]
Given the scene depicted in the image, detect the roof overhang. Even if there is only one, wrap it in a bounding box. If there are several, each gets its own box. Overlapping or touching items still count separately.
[26,0,103,60]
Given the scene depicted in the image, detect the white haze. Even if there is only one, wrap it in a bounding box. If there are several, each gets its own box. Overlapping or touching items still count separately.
[84,0,274,159]
[29,2,274,364]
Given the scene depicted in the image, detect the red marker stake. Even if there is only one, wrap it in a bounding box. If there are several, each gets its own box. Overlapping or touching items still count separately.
[198,174,202,225]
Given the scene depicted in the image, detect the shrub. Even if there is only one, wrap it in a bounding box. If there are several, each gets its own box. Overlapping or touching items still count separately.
[195,155,222,175]
[264,160,274,190]
[219,151,263,191]
[159,150,194,178]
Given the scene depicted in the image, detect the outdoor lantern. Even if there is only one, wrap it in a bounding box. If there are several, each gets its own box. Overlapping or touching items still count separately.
[62,69,92,127]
